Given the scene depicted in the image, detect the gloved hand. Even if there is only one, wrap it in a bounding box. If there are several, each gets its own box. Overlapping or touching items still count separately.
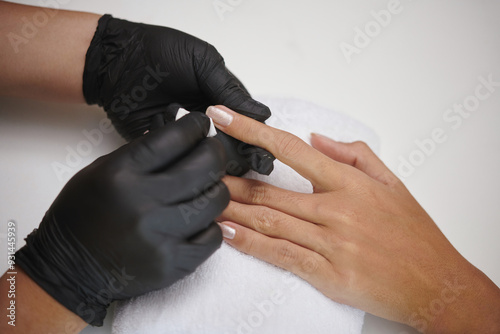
[15,113,229,326]
[83,14,275,176]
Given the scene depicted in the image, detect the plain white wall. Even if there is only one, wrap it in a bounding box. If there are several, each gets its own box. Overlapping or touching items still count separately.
[1,1,499,333]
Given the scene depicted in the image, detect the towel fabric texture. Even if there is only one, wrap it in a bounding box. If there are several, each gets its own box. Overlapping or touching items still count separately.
[112,97,379,334]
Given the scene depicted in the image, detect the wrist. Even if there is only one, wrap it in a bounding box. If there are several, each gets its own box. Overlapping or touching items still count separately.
[0,267,87,333]
[427,262,500,333]
[15,212,109,326]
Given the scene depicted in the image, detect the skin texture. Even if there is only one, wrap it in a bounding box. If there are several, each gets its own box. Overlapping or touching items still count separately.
[209,105,500,333]
[0,1,99,102]
[0,268,87,333]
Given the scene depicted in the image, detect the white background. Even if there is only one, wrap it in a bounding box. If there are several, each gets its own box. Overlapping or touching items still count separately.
[1,1,499,333]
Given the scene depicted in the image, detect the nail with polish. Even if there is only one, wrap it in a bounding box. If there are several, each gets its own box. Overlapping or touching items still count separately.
[217,222,236,240]
[206,106,233,127]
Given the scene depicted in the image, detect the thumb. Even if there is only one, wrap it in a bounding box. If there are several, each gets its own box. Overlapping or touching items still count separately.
[114,112,211,173]
[198,47,270,122]
[310,134,398,185]
[217,69,271,122]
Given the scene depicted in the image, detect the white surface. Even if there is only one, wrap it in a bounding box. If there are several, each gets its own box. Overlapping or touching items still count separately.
[1,1,499,334]
[113,97,375,334]
[176,108,218,137]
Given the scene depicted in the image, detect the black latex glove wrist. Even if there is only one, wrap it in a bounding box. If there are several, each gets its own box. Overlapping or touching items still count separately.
[83,14,274,176]
[15,113,229,326]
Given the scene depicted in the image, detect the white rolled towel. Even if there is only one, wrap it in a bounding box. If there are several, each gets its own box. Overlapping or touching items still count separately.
[112,97,379,334]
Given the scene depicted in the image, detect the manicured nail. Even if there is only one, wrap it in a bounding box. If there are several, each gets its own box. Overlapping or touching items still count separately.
[206,106,233,127]
[217,222,236,240]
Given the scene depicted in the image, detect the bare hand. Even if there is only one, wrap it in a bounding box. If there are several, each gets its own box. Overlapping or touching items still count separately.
[206,105,500,333]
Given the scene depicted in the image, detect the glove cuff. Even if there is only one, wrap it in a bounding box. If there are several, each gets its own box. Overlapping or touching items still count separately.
[82,14,114,106]
[15,211,108,326]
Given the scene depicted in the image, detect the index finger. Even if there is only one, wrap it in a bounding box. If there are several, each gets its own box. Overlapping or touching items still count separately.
[206,105,345,191]
[200,57,271,122]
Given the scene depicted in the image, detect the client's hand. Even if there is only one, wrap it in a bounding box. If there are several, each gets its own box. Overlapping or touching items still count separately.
[14,113,229,328]
[206,105,500,333]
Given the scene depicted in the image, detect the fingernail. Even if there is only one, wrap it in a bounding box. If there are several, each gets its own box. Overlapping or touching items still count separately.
[217,222,236,240]
[311,133,333,140]
[311,133,338,144]
[206,106,233,127]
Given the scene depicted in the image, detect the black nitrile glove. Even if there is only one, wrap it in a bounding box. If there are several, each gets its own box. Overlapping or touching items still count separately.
[15,113,229,326]
[83,14,275,176]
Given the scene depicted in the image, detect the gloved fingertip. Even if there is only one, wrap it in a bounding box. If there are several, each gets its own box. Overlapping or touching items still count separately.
[232,98,271,122]
[188,222,223,247]
[181,112,212,135]
[243,145,275,176]
[251,99,271,117]
[254,154,275,176]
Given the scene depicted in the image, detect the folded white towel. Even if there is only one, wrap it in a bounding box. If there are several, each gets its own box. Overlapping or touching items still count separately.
[112,97,379,334]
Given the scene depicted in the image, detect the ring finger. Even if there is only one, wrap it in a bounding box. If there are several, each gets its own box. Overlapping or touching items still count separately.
[220,200,327,255]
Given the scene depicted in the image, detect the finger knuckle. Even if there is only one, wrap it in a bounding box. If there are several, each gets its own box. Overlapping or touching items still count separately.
[196,42,222,66]
[242,234,258,255]
[380,170,404,189]
[312,201,332,220]
[299,255,320,275]
[350,141,370,153]
[338,268,359,291]
[275,133,304,158]
[247,182,269,204]
[275,242,298,267]
[252,208,277,234]
[103,168,132,196]
[323,230,347,252]
[322,226,356,255]
[339,209,359,226]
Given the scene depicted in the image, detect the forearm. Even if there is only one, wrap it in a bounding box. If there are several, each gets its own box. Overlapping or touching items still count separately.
[0,1,99,102]
[0,267,87,333]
